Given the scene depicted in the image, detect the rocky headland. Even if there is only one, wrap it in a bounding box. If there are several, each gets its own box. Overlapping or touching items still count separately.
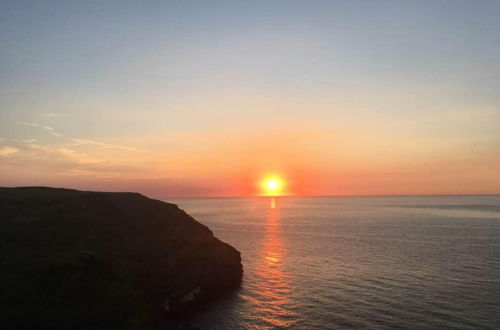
[0,187,243,329]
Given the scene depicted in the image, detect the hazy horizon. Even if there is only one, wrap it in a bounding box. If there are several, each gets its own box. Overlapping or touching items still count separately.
[1,1,500,197]
[2,185,500,200]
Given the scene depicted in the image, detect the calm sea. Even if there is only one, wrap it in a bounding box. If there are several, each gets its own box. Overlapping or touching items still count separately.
[168,196,500,329]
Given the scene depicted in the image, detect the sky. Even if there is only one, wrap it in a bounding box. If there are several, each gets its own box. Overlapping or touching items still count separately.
[1,0,499,197]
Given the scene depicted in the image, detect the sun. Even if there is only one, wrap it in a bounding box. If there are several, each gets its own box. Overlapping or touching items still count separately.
[267,180,279,190]
[261,176,285,196]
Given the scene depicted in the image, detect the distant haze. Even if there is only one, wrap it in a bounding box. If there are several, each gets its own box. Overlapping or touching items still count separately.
[1,1,499,197]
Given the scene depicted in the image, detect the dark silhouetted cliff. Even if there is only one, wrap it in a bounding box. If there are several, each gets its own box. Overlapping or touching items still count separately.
[0,187,242,329]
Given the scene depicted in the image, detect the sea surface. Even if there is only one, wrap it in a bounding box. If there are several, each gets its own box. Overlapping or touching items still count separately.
[168,196,500,329]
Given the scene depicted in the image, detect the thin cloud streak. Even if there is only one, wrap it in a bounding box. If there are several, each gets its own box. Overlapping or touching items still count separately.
[70,138,147,153]
[43,113,66,118]
[15,121,145,152]
[16,121,63,137]
[0,146,19,156]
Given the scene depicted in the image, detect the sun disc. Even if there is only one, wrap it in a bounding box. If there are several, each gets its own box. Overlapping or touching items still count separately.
[267,180,279,190]
[261,176,284,196]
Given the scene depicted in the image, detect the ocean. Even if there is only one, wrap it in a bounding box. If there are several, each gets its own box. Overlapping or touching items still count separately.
[168,196,500,329]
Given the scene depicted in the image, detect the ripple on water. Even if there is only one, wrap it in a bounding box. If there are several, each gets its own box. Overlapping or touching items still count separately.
[169,196,500,329]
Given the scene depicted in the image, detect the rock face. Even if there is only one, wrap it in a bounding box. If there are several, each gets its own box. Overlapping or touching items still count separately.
[0,187,242,329]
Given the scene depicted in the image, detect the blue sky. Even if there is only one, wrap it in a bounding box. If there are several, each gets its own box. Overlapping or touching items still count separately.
[1,1,499,196]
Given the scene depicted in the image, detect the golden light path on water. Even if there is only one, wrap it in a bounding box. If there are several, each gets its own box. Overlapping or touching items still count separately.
[173,195,500,329]
[243,197,297,328]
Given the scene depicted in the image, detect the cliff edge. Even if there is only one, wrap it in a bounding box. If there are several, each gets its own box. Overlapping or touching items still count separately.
[0,187,243,329]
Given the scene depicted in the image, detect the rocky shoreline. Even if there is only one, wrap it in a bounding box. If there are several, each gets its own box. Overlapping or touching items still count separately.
[0,187,243,329]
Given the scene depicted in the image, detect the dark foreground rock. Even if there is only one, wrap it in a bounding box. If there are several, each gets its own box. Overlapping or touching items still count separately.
[0,187,242,329]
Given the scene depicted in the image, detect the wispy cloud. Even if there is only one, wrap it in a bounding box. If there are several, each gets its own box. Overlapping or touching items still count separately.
[16,121,39,128]
[15,121,145,152]
[0,146,19,156]
[57,147,104,164]
[3,121,149,181]
[16,121,63,137]
[6,142,104,166]
[43,113,66,118]
[0,139,149,180]
[71,138,146,152]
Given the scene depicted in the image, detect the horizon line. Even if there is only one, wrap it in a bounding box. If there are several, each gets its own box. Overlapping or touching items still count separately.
[2,186,499,200]
[160,193,500,200]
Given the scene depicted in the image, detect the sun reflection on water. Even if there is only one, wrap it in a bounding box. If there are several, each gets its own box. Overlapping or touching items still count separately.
[249,197,297,328]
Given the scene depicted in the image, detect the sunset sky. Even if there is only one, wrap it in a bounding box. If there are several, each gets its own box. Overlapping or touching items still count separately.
[1,1,499,197]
